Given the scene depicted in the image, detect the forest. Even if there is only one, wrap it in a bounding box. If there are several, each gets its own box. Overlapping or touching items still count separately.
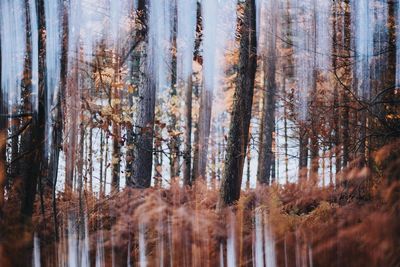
[0,0,399,266]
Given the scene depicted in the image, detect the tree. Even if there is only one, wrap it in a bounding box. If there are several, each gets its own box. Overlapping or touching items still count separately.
[257,1,278,186]
[129,0,156,188]
[220,0,257,205]
[0,18,4,217]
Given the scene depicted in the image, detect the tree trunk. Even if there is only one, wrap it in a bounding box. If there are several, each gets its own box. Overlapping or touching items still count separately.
[0,30,5,216]
[309,4,319,185]
[283,77,289,184]
[341,0,351,168]
[20,0,46,220]
[298,126,309,182]
[129,0,156,188]
[169,8,180,181]
[125,3,143,184]
[257,6,277,186]
[332,2,342,178]
[189,6,202,185]
[192,89,212,182]
[182,76,193,185]
[111,57,121,193]
[220,0,257,205]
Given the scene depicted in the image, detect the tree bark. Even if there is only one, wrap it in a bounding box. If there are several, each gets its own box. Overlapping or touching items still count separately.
[182,76,193,185]
[125,2,143,185]
[220,0,257,205]
[129,0,156,188]
[192,89,212,181]
[111,57,121,193]
[298,126,309,182]
[257,6,277,186]
[169,6,180,181]
[20,0,46,221]
[0,25,5,216]
[341,0,351,168]
[309,4,319,185]
[189,6,202,185]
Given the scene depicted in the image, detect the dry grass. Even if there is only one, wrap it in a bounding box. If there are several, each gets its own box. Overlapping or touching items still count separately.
[0,142,399,266]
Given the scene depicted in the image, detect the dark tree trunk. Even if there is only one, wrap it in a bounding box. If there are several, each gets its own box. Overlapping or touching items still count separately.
[125,1,143,184]
[169,4,180,181]
[298,126,309,182]
[129,0,156,188]
[220,0,257,205]
[20,0,46,221]
[341,0,352,168]
[332,3,340,175]
[0,24,5,216]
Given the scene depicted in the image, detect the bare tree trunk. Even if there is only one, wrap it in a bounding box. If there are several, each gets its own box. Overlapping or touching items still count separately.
[189,7,202,185]
[88,127,93,191]
[192,3,214,183]
[220,0,257,205]
[20,0,46,220]
[283,77,289,184]
[257,6,277,186]
[111,57,121,193]
[211,123,217,189]
[9,117,20,180]
[246,145,251,190]
[0,32,5,216]
[153,123,162,187]
[131,66,155,188]
[99,130,104,196]
[298,126,309,182]
[169,6,180,181]
[127,0,156,189]
[332,1,341,181]
[182,76,193,186]
[309,5,319,185]
[65,53,79,192]
[192,89,212,181]
[78,107,85,192]
[126,5,143,183]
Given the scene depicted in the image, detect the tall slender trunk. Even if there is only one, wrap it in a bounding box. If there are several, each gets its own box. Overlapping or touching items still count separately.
[283,77,289,184]
[257,6,277,186]
[332,1,341,178]
[169,6,180,181]
[65,53,79,192]
[20,0,46,221]
[99,130,104,196]
[182,76,193,185]
[192,89,212,181]
[298,126,309,182]
[220,0,257,205]
[0,30,5,216]
[125,2,143,184]
[88,127,93,191]
[111,56,121,193]
[190,6,202,185]
[309,4,319,185]
[130,0,156,188]
[78,105,85,192]
[341,0,351,168]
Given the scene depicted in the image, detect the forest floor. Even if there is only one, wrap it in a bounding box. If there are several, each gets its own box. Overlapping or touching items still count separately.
[1,142,400,266]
